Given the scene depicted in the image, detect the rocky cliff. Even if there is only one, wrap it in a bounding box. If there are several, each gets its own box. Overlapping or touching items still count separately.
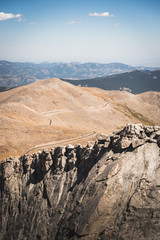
[0,124,160,240]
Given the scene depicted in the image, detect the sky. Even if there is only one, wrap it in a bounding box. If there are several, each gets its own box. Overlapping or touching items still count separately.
[0,0,160,66]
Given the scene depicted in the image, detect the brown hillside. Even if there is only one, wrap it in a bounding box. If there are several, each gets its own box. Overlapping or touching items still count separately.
[0,78,160,160]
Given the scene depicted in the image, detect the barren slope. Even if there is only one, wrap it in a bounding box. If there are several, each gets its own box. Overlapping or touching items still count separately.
[0,78,160,160]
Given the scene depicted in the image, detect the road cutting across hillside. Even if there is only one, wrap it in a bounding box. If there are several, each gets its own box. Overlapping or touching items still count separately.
[26,103,109,153]
[41,102,109,116]
[26,131,96,154]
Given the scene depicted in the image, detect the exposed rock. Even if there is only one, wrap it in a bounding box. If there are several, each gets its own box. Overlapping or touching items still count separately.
[103,141,110,148]
[0,124,160,240]
[96,134,110,144]
[157,136,160,147]
[156,130,160,136]
[120,136,132,149]
[132,137,146,148]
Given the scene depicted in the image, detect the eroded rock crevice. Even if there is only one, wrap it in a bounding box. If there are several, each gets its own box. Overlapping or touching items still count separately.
[0,124,160,240]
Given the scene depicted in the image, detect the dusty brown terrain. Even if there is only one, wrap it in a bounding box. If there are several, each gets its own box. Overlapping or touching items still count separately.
[0,78,160,160]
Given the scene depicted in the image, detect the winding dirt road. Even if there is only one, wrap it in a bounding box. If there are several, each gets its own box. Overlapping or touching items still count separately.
[26,131,96,154]
[41,102,108,116]
[26,102,108,154]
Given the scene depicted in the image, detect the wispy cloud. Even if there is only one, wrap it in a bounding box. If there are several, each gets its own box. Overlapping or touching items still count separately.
[15,17,26,22]
[89,11,115,17]
[115,22,120,26]
[0,12,22,21]
[29,22,35,25]
[67,21,82,25]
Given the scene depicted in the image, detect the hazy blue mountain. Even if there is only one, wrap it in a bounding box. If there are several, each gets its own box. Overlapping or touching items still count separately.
[0,61,159,92]
[0,61,135,87]
[62,70,160,94]
[136,66,160,71]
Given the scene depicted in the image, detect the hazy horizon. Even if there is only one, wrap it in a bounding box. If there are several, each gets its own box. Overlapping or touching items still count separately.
[0,59,160,68]
[0,0,160,67]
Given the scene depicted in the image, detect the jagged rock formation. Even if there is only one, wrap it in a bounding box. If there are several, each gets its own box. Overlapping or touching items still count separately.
[0,124,160,240]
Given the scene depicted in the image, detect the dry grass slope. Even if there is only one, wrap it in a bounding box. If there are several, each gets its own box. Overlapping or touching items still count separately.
[0,78,160,161]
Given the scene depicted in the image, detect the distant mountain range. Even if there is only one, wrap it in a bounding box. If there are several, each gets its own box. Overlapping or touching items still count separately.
[0,60,159,88]
[63,70,160,94]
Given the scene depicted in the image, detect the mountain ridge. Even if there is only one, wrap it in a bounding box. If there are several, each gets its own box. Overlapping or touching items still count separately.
[0,60,159,88]
[62,69,160,94]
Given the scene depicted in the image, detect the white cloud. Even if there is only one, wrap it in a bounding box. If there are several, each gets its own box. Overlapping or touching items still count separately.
[29,22,35,25]
[115,22,120,26]
[67,21,82,25]
[0,12,22,21]
[89,11,115,17]
[16,17,23,22]
[15,17,26,22]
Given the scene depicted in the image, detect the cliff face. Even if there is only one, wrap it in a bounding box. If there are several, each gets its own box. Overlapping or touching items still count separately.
[0,124,160,240]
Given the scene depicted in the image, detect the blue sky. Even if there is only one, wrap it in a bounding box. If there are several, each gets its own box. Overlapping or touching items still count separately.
[0,0,160,66]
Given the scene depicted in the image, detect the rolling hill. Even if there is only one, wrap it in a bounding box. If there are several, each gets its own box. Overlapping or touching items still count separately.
[0,77,160,161]
[62,70,160,94]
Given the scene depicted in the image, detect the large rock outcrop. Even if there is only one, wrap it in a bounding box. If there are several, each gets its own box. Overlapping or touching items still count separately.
[0,124,160,240]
